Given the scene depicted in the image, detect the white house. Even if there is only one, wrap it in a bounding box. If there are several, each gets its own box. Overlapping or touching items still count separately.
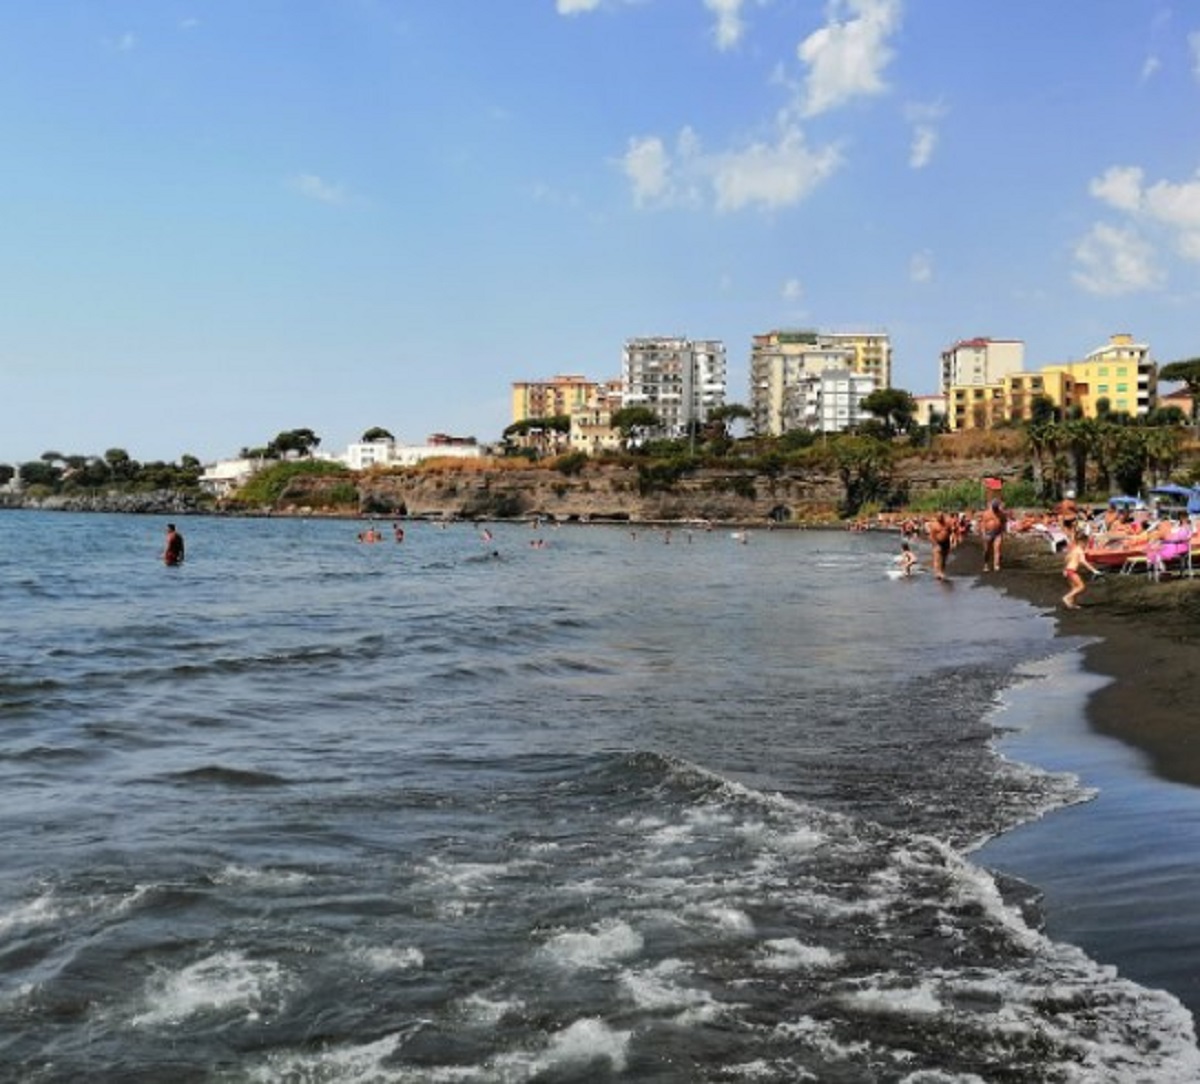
[342,437,484,470]
[198,458,264,497]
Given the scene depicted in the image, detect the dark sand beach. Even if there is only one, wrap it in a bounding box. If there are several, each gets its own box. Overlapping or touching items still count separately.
[966,533,1200,788]
[954,532,1200,1022]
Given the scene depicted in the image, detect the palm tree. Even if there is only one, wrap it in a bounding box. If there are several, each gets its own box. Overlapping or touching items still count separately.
[1143,426,1183,487]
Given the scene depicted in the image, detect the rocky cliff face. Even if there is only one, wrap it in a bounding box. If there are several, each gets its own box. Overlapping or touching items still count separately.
[276,456,1024,523]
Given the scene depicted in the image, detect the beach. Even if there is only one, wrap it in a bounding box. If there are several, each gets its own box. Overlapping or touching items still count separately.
[968,533,1200,787]
[958,530,1200,1022]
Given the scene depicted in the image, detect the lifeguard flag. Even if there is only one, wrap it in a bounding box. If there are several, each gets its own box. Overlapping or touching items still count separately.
[983,477,1003,490]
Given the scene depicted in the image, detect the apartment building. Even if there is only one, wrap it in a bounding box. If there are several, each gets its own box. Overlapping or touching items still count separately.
[941,338,1025,431]
[621,336,727,437]
[569,380,625,454]
[785,370,877,433]
[511,374,600,424]
[1042,333,1155,418]
[939,338,1025,396]
[750,329,890,436]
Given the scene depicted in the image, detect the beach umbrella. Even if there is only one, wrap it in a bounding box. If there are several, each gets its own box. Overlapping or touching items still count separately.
[1150,484,1200,515]
[1108,495,1140,507]
[1150,484,1193,499]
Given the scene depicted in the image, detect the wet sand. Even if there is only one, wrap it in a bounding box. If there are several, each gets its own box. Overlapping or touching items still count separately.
[957,534,1200,788]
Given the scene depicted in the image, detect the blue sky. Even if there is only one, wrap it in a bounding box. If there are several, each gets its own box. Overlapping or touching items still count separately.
[3,0,1199,466]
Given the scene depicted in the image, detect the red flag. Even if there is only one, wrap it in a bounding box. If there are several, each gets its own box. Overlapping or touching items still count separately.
[983,477,1003,490]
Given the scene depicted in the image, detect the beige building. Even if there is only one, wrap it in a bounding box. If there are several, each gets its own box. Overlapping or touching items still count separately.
[912,394,947,429]
[750,328,892,437]
[939,338,1025,397]
[568,380,625,454]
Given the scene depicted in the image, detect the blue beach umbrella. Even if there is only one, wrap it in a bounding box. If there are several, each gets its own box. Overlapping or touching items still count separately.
[1150,484,1200,515]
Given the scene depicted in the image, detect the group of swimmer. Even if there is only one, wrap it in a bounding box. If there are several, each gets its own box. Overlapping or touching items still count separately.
[357,523,405,543]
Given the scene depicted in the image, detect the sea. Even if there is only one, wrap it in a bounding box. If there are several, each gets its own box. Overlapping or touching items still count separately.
[2,509,1199,1083]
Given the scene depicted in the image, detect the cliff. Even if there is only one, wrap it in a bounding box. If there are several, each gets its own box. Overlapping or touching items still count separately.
[270,455,1025,523]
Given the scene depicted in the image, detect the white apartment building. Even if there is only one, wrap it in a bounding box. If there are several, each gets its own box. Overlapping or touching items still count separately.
[621,336,727,438]
[751,329,891,436]
[939,338,1025,395]
[785,370,877,434]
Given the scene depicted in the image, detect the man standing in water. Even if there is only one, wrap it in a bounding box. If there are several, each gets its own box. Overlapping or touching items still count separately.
[926,512,951,581]
[163,523,185,566]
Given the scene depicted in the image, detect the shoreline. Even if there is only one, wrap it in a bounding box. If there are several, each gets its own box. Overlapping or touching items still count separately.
[959,534,1200,1022]
[955,533,1200,788]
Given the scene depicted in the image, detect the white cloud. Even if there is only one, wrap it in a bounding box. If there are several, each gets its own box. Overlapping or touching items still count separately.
[909,250,933,283]
[1072,223,1164,295]
[1086,163,1200,261]
[1190,31,1200,80]
[711,128,842,210]
[620,124,841,212]
[782,278,803,301]
[556,0,604,13]
[903,101,943,169]
[1090,165,1144,213]
[796,0,902,118]
[909,125,936,169]
[621,136,673,207]
[1143,173,1200,231]
[292,174,348,205]
[1141,54,1160,81]
[704,0,747,51]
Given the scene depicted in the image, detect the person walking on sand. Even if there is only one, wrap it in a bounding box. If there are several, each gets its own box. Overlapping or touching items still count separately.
[980,498,1008,572]
[1062,529,1100,609]
[162,523,185,566]
[926,513,951,581]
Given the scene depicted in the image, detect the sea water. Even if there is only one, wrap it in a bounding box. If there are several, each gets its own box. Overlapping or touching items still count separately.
[0,510,1196,1082]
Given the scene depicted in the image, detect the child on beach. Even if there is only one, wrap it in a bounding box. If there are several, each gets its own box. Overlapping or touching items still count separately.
[895,540,917,577]
[1062,529,1100,609]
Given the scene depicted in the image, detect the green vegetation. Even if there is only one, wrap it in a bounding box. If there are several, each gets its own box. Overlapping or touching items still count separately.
[233,460,351,506]
[554,451,589,476]
[6,448,204,496]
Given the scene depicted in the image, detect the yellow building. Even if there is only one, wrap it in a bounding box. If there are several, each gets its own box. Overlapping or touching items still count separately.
[511,374,600,424]
[1000,369,1076,424]
[947,382,1005,431]
[1041,334,1155,418]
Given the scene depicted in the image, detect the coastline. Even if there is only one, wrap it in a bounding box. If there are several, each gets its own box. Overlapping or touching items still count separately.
[959,533,1200,1022]
[958,533,1200,788]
